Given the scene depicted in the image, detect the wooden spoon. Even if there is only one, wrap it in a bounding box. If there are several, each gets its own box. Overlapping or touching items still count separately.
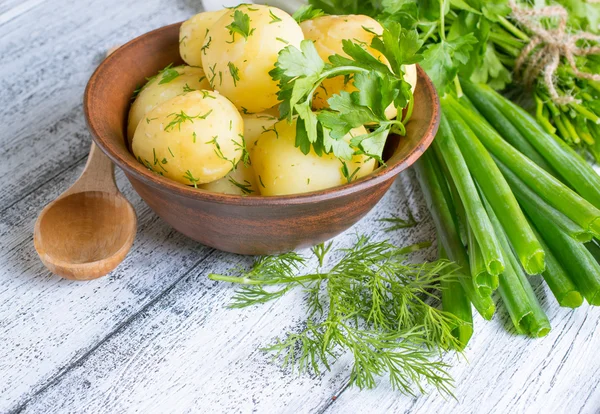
[34,143,137,280]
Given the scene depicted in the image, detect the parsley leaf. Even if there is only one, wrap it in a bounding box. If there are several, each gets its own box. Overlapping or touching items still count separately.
[420,34,478,91]
[226,10,255,41]
[292,5,326,23]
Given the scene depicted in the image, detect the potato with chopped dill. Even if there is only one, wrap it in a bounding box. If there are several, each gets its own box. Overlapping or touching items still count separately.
[200,4,304,113]
[127,65,211,145]
[179,10,228,68]
[199,112,277,196]
[251,119,376,196]
[132,90,245,186]
[300,15,418,119]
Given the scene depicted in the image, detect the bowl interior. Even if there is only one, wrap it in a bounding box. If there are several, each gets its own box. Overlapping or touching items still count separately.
[85,22,440,204]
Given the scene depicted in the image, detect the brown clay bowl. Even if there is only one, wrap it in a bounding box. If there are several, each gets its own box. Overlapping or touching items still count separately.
[84,22,440,255]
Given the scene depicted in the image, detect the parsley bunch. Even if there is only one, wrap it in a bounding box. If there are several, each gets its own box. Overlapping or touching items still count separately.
[269,22,423,162]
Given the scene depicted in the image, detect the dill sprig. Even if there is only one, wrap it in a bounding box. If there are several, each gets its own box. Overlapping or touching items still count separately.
[209,236,465,395]
[164,110,212,132]
[228,177,254,195]
[378,211,418,232]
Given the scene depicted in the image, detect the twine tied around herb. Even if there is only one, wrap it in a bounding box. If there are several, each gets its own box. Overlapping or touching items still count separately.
[509,1,600,105]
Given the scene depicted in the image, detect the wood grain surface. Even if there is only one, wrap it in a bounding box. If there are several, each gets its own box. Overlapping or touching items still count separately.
[1,1,600,413]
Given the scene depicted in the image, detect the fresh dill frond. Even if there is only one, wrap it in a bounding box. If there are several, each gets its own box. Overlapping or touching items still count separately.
[232,135,250,167]
[183,170,200,188]
[228,177,254,195]
[312,242,333,267]
[209,236,465,396]
[164,110,212,132]
[341,160,360,183]
[379,210,418,232]
[269,9,282,24]
[182,83,196,93]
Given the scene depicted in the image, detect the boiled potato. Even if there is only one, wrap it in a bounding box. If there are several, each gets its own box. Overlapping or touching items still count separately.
[252,119,376,196]
[199,112,277,195]
[127,65,211,145]
[179,10,228,67]
[300,15,418,119]
[201,5,304,113]
[132,90,244,186]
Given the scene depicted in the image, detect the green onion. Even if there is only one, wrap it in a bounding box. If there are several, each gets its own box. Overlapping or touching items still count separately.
[443,101,544,275]
[461,83,558,177]
[434,113,504,276]
[432,142,496,295]
[463,82,600,209]
[498,162,593,243]
[450,101,600,236]
[414,152,495,321]
[526,202,600,306]
[438,246,474,349]
[482,195,551,337]
[467,225,498,296]
[587,241,600,264]
[530,225,583,308]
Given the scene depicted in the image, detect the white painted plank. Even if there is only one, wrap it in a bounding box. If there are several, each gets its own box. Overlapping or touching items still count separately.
[15,174,436,414]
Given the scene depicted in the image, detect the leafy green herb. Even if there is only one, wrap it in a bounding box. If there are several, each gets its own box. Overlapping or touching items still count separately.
[312,242,332,267]
[201,90,216,99]
[192,132,197,143]
[292,4,326,23]
[258,175,266,188]
[341,160,360,183]
[269,9,282,23]
[228,177,254,195]
[184,170,200,188]
[146,117,157,124]
[209,236,463,394]
[275,37,289,45]
[182,83,196,93]
[270,22,423,161]
[379,211,418,232]
[164,110,212,132]
[168,147,175,158]
[228,62,241,86]
[232,135,250,166]
[226,10,255,42]
[158,65,182,85]
[201,35,212,55]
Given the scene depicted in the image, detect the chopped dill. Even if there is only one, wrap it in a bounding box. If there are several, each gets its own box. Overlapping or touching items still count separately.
[164,110,213,132]
[183,170,200,188]
[228,177,254,195]
[269,9,282,24]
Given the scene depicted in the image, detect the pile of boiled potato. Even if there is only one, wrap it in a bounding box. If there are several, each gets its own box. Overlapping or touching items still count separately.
[128,4,417,196]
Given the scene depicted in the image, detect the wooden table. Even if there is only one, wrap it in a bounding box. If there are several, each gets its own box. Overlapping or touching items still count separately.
[1,1,599,413]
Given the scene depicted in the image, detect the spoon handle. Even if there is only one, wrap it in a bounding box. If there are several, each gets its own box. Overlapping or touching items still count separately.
[67,142,117,195]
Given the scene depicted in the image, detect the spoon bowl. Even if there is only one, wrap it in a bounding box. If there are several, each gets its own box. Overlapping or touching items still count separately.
[34,144,137,280]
